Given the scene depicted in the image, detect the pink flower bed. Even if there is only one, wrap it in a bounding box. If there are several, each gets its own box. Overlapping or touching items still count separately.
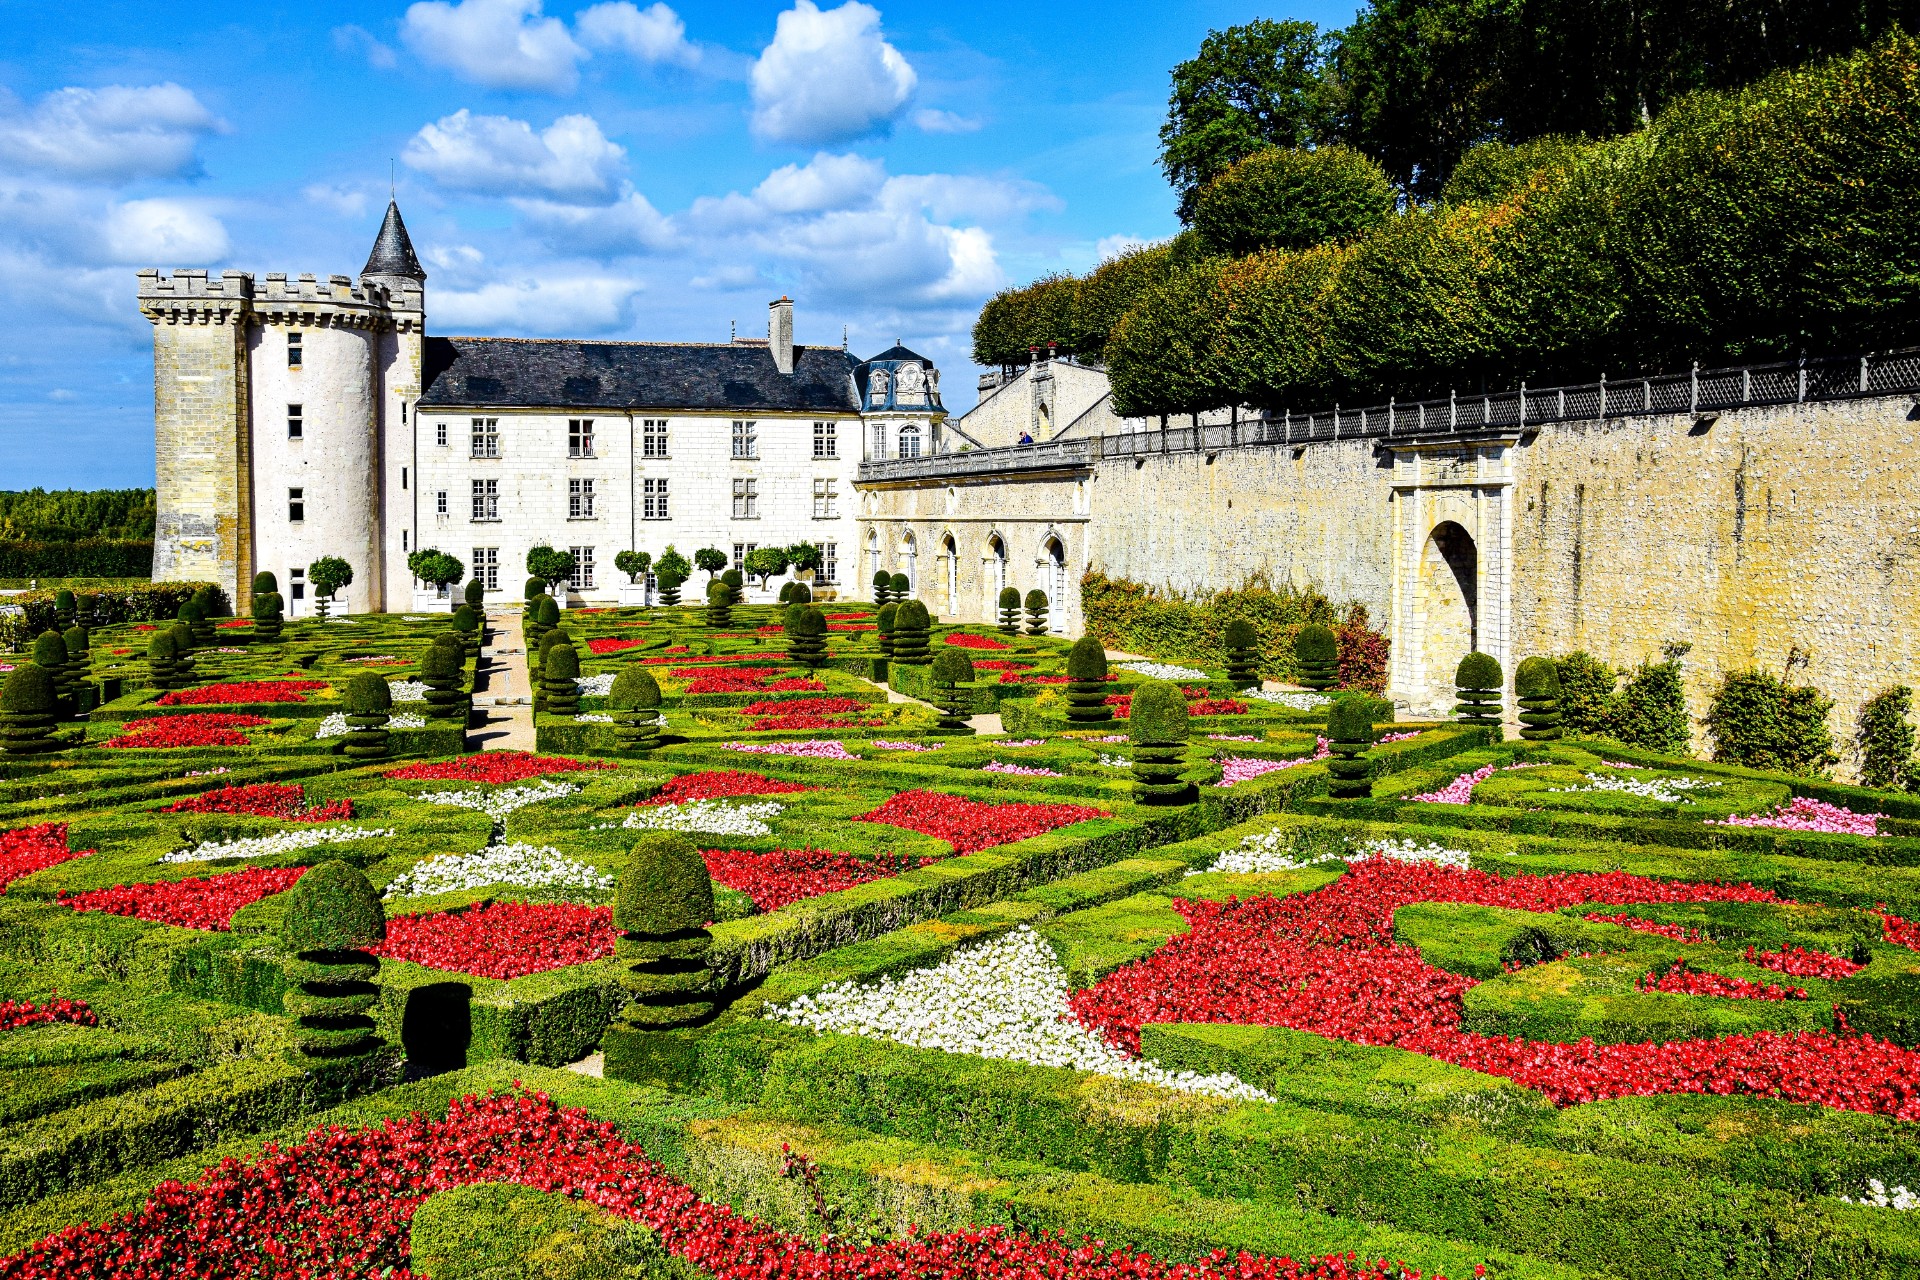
[870,739,941,751]
[724,739,857,761]
[1709,797,1879,836]
[982,760,1062,777]
[1217,738,1329,786]
[1409,761,1536,804]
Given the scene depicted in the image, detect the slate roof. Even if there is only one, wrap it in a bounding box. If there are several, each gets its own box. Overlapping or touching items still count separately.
[417,337,861,412]
[853,344,943,411]
[362,201,425,281]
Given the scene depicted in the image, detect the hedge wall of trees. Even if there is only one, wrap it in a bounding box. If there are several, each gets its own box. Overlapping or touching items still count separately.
[0,540,153,578]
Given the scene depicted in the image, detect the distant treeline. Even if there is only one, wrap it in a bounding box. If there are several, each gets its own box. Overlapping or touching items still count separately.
[0,489,156,542]
[0,541,153,578]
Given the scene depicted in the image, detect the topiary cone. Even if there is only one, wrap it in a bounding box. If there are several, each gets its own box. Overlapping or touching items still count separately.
[1294,624,1338,691]
[1223,618,1261,689]
[602,833,718,1085]
[1514,655,1562,741]
[280,860,385,1063]
[419,640,466,719]
[1454,652,1504,728]
[997,586,1021,634]
[1128,679,1192,805]
[785,604,827,669]
[929,648,975,735]
[340,672,393,760]
[0,664,62,756]
[1324,695,1376,799]
[1065,635,1112,723]
[610,666,663,756]
[543,643,581,717]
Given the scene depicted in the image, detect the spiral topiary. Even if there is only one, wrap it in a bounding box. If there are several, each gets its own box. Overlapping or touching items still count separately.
[785,604,827,668]
[1223,618,1261,689]
[62,625,91,716]
[997,586,1021,634]
[52,589,74,631]
[871,569,892,605]
[704,578,733,629]
[1065,635,1112,724]
[721,569,744,606]
[339,672,393,760]
[280,860,385,1063]
[888,572,909,602]
[929,648,976,735]
[183,597,215,647]
[1514,655,1563,740]
[1294,624,1338,691]
[890,600,931,665]
[0,664,62,756]
[1023,589,1049,636]
[875,602,898,659]
[451,604,480,657]
[1454,652,1504,728]
[543,642,581,717]
[33,633,74,719]
[1128,679,1192,805]
[610,666,663,755]
[251,587,284,643]
[146,629,182,691]
[602,833,717,1085]
[419,640,466,719]
[1324,695,1377,799]
[174,600,204,651]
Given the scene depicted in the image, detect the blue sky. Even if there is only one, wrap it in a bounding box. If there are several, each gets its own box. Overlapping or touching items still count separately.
[0,0,1355,488]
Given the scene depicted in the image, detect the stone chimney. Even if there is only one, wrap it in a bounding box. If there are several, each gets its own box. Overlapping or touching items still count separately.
[769,296,794,374]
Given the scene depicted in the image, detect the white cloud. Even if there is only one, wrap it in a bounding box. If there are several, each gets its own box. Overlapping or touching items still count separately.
[402,0,586,93]
[752,152,886,214]
[750,1,916,146]
[303,184,372,219]
[1095,232,1156,262]
[101,199,229,264]
[575,2,697,66]
[332,24,400,70]
[0,83,222,183]
[516,191,675,255]
[912,108,980,134]
[404,110,625,203]
[432,275,643,333]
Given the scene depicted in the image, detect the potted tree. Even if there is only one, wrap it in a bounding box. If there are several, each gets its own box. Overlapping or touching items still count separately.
[615,550,652,607]
[407,548,465,612]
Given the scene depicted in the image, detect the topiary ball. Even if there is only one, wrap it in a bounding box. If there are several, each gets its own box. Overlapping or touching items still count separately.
[1515,655,1561,699]
[343,672,393,715]
[706,579,730,603]
[147,631,177,662]
[1224,618,1257,650]
[1326,694,1377,745]
[789,582,812,604]
[545,645,580,681]
[610,666,662,709]
[1024,589,1047,612]
[252,571,279,595]
[894,599,928,630]
[54,589,74,613]
[0,663,55,716]
[1295,624,1337,664]
[525,577,546,600]
[1128,680,1190,744]
[419,643,461,680]
[63,625,89,660]
[536,595,561,628]
[31,633,65,669]
[615,833,715,936]
[998,586,1021,611]
[452,606,478,634]
[1456,651,1503,691]
[876,603,898,633]
[931,649,973,685]
[889,572,909,597]
[1065,635,1108,681]
[280,860,385,952]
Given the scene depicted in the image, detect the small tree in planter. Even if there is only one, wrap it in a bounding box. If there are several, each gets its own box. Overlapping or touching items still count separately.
[891,600,931,665]
[872,570,892,605]
[615,550,651,593]
[610,667,663,755]
[53,590,74,631]
[1294,624,1338,690]
[1065,635,1112,724]
[1514,656,1563,741]
[743,546,790,594]
[1454,652,1504,729]
[146,630,184,691]
[930,649,976,734]
[451,604,480,657]
[419,639,466,719]
[280,860,385,1066]
[308,556,353,619]
[340,672,393,760]
[407,548,465,611]
[62,625,92,715]
[997,586,1021,634]
[0,663,62,756]
[34,633,74,719]
[1325,695,1376,799]
[526,544,576,599]
[788,542,823,590]
[1224,618,1261,688]
[1129,679,1192,805]
[602,833,718,1085]
[704,579,733,629]
[875,602,898,659]
[543,642,582,717]
[785,604,827,668]
[1023,589,1049,636]
[464,577,485,610]
[694,547,728,587]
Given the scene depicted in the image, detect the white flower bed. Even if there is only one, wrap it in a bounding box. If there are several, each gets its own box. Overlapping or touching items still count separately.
[577,712,613,723]
[575,673,615,696]
[1191,830,1472,875]
[417,779,580,822]
[1845,1180,1920,1210]
[1116,660,1208,681]
[1551,773,1720,804]
[1241,689,1331,710]
[771,927,1270,1102]
[384,842,613,900]
[1097,753,1130,768]
[314,711,427,739]
[164,825,394,865]
[388,680,429,703]
[611,799,783,837]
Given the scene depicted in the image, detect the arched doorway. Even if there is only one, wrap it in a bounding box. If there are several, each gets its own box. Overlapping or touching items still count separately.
[1418,521,1478,710]
[865,530,881,599]
[983,534,1007,619]
[899,532,917,596]
[1041,535,1067,633]
[941,533,958,617]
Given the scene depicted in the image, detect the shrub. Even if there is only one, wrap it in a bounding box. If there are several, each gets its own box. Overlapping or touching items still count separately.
[1023,589,1049,636]
[889,572,910,602]
[1554,651,1619,736]
[872,570,893,605]
[1325,694,1376,799]
[529,595,560,649]
[252,571,278,596]
[610,667,663,755]
[167,622,196,676]
[720,569,745,605]
[408,1181,663,1280]
[1454,652,1503,726]
[777,582,795,605]
[52,589,74,630]
[0,663,61,756]
[1857,686,1918,791]
[1335,605,1390,693]
[524,576,547,602]
[543,643,581,717]
[465,576,485,608]
[875,603,899,659]
[145,629,183,691]
[308,556,353,618]
[704,579,733,629]
[1514,655,1562,741]
[1294,624,1338,690]
[339,672,393,760]
[929,648,976,735]
[785,604,827,669]
[191,583,229,621]
[451,605,480,656]
[250,587,284,643]
[32,632,73,717]
[176,598,207,649]
[419,641,466,719]
[603,833,717,1085]
[997,586,1021,633]
[891,600,932,665]
[1611,647,1691,753]
[59,625,90,715]
[743,546,790,592]
[1192,144,1397,257]
[1128,679,1192,805]
[1065,635,1112,724]
[1706,666,1839,776]
[280,860,384,1063]
[788,581,812,605]
[1223,617,1260,688]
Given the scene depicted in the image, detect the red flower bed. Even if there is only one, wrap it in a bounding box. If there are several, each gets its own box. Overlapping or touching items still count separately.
[378,901,614,978]
[0,996,96,1031]
[103,713,270,749]
[587,637,646,654]
[1639,959,1806,1001]
[0,1090,1447,1280]
[825,612,871,619]
[640,770,811,806]
[674,666,824,695]
[1582,911,1708,942]
[384,752,612,783]
[155,679,328,706]
[740,695,884,732]
[1105,685,1219,717]
[0,823,87,893]
[162,783,353,822]
[1880,908,1920,950]
[704,847,933,912]
[752,710,887,731]
[63,866,309,932]
[1745,944,1864,979]
[642,651,789,666]
[1005,672,1073,685]
[1190,697,1250,715]
[969,659,1032,671]
[214,619,251,630]
[944,632,1010,650]
[828,623,874,631]
[855,790,1108,855]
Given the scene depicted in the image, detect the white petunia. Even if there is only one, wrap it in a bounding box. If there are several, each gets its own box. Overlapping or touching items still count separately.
[383,841,613,899]
[388,680,430,703]
[415,779,580,822]
[1845,1179,1920,1210]
[164,825,394,865]
[575,673,615,696]
[1550,773,1720,804]
[1191,830,1472,875]
[610,799,783,837]
[1116,660,1208,681]
[1240,688,1330,710]
[577,712,613,723]
[314,711,428,739]
[771,927,1270,1102]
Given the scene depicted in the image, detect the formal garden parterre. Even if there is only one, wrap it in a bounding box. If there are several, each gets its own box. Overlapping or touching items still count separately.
[7,585,1920,1278]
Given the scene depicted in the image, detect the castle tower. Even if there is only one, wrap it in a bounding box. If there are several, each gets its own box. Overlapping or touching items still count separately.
[359,200,427,614]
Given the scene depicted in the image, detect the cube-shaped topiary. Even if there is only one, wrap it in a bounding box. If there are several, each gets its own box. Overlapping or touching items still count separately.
[1324,695,1377,799]
[1128,679,1192,805]
[704,579,733,629]
[603,833,717,1085]
[1223,618,1261,689]
[1023,589,1049,636]
[929,648,976,735]
[419,641,467,719]
[33,633,74,718]
[610,667,663,755]
[1065,635,1112,723]
[542,643,581,717]
[890,600,931,665]
[1514,655,1562,740]
[340,672,393,760]
[997,586,1021,634]
[280,860,385,1063]
[0,664,62,756]
[52,589,74,631]
[785,604,828,668]
[871,570,892,605]
[875,602,898,658]
[1294,624,1338,690]
[1454,652,1504,727]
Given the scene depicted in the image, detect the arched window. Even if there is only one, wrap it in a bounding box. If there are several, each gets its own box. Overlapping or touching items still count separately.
[1043,536,1067,633]
[941,534,958,616]
[898,423,922,459]
[899,532,917,594]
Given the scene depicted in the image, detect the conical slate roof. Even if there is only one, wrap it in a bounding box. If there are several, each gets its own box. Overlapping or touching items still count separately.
[361,200,425,281]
